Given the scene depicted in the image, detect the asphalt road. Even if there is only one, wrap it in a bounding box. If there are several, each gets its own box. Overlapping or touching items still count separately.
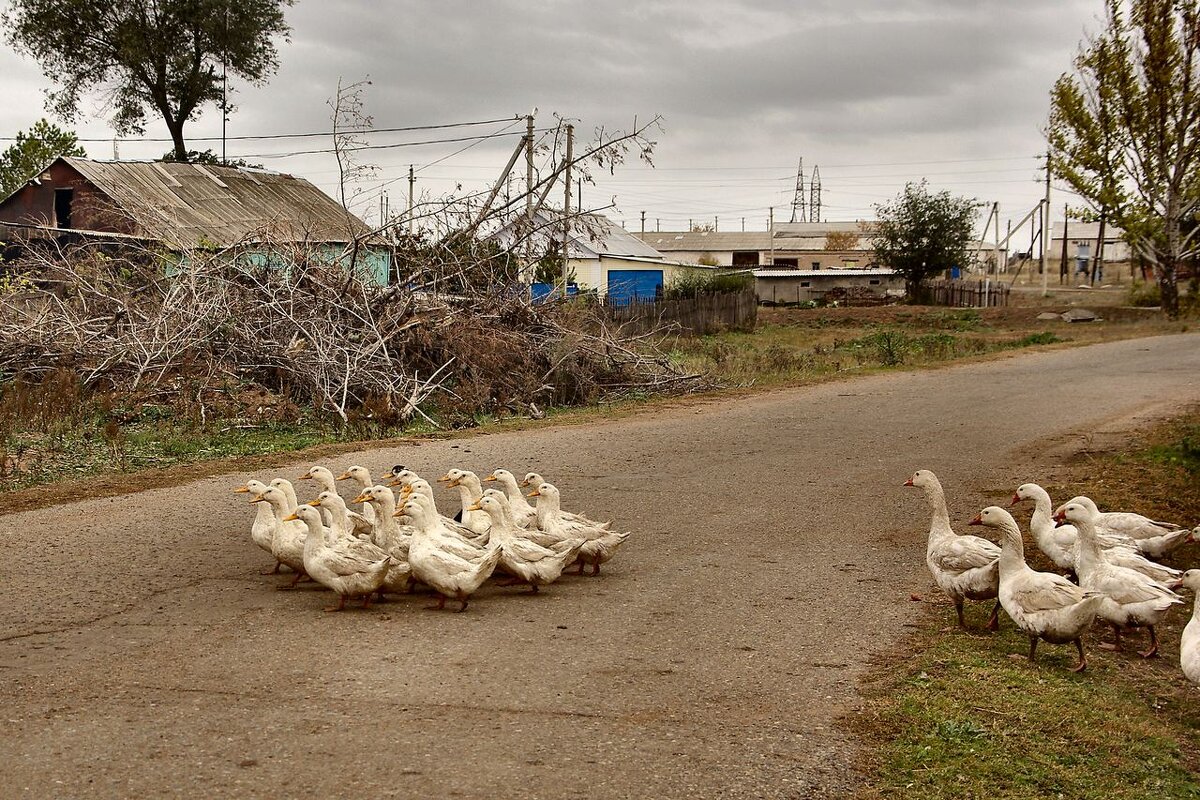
[2,334,1199,799]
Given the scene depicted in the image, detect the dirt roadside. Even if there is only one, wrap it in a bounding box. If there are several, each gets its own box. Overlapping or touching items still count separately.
[1,333,1198,799]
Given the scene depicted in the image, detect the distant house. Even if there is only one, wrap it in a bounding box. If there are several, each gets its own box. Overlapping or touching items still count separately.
[753,268,903,305]
[494,209,714,303]
[0,157,390,284]
[637,221,879,269]
[1049,221,1130,272]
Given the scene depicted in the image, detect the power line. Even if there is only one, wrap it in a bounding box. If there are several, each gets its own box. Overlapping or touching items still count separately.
[236,128,540,160]
[0,116,521,143]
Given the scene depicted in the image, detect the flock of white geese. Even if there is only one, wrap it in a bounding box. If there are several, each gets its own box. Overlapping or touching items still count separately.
[907,470,1200,684]
[233,463,631,612]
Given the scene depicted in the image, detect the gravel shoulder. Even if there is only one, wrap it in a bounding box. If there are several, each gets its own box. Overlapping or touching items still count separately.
[2,333,1198,799]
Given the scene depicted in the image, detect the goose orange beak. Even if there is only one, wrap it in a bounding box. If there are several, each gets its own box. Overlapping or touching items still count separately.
[282,512,299,522]
[299,471,313,480]
[335,471,352,481]
[308,498,323,507]
[233,485,250,494]
[467,502,482,511]
[967,513,983,526]
[352,493,370,504]
[437,473,451,483]
[903,478,914,487]
[527,488,541,497]
[249,494,268,504]
[1010,493,1022,507]
[386,477,403,487]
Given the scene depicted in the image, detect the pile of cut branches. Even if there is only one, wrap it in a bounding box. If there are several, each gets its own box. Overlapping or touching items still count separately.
[0,236,702,429]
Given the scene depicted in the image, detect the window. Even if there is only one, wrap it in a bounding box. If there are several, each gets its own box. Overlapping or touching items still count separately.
[54,188,74,229]
[869,279,880,285]
[800,281,811,288]
[811,261,821,269]
[772,257,798,267]
[732,251,759,266]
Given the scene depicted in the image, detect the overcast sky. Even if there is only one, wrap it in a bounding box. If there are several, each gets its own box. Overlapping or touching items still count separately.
[0,0,1105,235]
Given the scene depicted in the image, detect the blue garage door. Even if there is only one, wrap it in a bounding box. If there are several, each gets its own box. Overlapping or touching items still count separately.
[607,269,663,306]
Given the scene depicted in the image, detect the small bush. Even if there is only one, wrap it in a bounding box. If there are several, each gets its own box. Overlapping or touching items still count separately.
[664,270,753,300]
[1127,281,1161,307]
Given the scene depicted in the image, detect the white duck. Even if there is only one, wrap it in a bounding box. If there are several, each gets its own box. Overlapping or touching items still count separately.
[1181,569,1200,684]
[337,465,377,528]
[299,465,372,536]
[398,490,492,560]
[385,466,423,490]
[1012,484,1182,583]
[1055,500,1183,657]
[1064,495,1192,559]
[520,472,611,530]
[969,506,1104,672]
[268,478,299,513]
[352,485,413,595]
[468,495,583,593]
[234,479,280,571]
[250,486,309,587]
[401,498,502,612]
[484,469,538,527]
[529,482,631,576]
[905,470,1000,630]
[284,505,391,612]
[440,468,489,534]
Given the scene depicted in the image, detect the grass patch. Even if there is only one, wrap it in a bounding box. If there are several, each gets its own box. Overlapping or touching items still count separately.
[855,408,1200,799]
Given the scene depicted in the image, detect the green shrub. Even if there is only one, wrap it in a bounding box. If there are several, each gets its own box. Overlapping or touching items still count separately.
[664,270,753,300]
[1126,281,1161,307]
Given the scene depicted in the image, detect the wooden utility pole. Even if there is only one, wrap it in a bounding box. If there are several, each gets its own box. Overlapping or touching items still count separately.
[562,123,574,287]
[407,165,415,236]
[1041,153,1051,295]
[640,210,645,234]
[1093,212,1107,284]
[525,113,534,279]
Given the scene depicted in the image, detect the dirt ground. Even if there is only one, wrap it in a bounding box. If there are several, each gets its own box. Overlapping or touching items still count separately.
[2,333,1198,799]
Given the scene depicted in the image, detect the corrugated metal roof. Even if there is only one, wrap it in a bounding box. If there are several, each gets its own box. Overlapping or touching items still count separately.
[1049,221,1126,240]
[63,157,372,248]
[570,212,665,260]
[753,268,897,278]
[636,231,769,251]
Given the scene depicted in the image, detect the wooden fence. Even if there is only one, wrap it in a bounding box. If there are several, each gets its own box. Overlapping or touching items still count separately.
[603,288,758,336]
[925,279,1010,308]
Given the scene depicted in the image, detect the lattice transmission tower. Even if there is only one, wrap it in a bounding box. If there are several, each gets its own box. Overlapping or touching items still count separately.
[789,158,806,223]
[809,165,822,224]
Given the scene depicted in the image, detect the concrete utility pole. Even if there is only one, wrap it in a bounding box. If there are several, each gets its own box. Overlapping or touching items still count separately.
[562,123,574,287]
[1041,153,1051,295]
[769,206,775,266]
[993,202,1001,274]
[407,165,415,236]
[640,210,646,234]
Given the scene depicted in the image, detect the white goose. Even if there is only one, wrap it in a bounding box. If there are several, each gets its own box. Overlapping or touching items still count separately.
[401,498,502,612]
[397,485,492,559]
[905,470,1000,630]
[1056,500,1183,657]
[529,482,630,575]
[520,472,611,530]
[269,478,299,513]
[969,506,1104,672]
[1064,495,1193,559]
[284,505,391,612]
[1012,484,1182,583]
[1181,570,1200,684]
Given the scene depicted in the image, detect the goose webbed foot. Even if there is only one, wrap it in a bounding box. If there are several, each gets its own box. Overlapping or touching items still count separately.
[1137,626,1159,658]
[1070,639,1088,672]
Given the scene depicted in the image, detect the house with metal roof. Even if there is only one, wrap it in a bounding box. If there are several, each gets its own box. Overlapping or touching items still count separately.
[0,157,390,284]
[494,209,714,303]
[637,221,880,270]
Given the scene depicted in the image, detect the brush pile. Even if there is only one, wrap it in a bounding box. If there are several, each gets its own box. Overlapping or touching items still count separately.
[0,237,703,427]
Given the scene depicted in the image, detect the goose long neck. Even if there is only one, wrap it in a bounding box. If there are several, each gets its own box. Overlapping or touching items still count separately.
[1072,515,1104,570]
[997,522,1026,575]
[924,482,952,537]
[302,516,324,558]
[1027,493,1055,543]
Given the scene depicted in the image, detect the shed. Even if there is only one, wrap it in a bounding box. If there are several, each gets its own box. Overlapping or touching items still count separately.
[0,157,390,284]
[753,268,903,305]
